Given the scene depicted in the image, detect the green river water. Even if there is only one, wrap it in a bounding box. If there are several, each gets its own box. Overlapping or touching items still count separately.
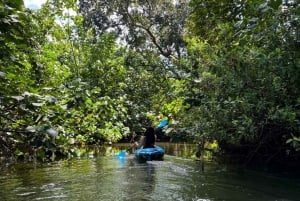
[0,143,299,201]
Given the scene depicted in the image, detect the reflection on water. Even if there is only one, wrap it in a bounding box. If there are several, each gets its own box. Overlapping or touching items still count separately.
[0,143,300,201]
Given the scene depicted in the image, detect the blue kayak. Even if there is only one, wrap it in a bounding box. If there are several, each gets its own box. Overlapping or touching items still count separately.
[134,146,165,162]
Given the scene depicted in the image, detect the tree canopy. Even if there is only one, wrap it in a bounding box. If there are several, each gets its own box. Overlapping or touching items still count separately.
[0,0,299,169]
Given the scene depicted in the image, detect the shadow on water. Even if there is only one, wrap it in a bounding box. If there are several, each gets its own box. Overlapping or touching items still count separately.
[0,143,300,201]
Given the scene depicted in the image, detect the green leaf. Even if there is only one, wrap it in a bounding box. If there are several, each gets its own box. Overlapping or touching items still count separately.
[32,102,44,107]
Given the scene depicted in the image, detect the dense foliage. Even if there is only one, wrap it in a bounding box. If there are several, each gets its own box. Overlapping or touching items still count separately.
[184,0,300,167]
[0,0,299,169]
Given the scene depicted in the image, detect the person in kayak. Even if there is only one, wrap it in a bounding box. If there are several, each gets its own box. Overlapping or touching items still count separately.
[143,126,156,148]
[134,126,157,149]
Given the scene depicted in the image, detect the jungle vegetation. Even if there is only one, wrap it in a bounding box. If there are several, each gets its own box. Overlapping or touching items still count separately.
[0,0,299,170]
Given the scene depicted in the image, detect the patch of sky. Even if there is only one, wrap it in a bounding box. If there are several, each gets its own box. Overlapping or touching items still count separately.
[24,0,47,9]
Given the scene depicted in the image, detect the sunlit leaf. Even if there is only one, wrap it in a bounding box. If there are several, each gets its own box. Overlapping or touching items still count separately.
[26,126,36,132]
[46,128,58,137]
[32,102,44,106]
[11,96,24,101]
[0,71,6,78]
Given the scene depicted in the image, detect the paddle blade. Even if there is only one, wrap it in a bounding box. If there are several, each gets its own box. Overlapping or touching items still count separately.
[115,150,126,158]
[157,120,168,128]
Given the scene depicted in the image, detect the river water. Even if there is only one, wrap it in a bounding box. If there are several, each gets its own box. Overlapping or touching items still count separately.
[0,143,299,201]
